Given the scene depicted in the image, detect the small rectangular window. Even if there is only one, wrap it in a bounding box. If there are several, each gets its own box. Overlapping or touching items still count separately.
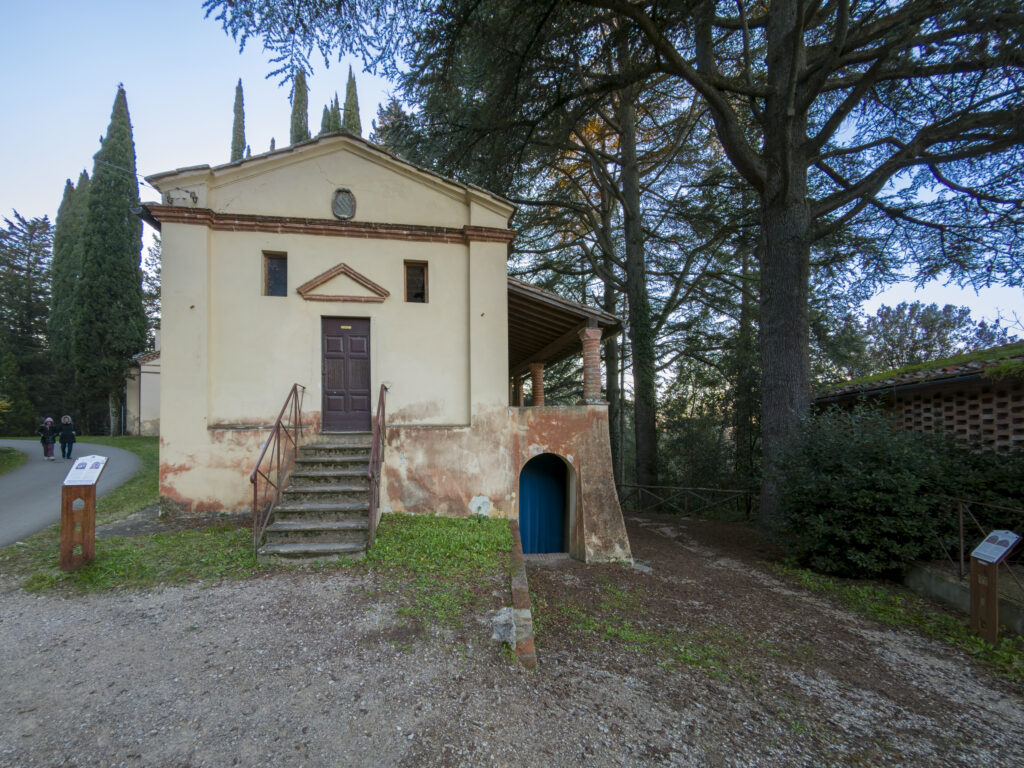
[264,252,287,296]
[405,261,427,303]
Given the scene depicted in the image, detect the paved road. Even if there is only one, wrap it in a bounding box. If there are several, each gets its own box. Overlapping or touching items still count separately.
[0,439,141,550]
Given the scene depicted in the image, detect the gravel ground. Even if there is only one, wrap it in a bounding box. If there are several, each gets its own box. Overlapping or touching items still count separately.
[1,514,1022,767]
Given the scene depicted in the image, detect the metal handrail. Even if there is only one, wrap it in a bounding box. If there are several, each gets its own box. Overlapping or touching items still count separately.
[367,383,389,550]
[249,383,306,550]
[618,483,757,519]
[931,495,1024,595]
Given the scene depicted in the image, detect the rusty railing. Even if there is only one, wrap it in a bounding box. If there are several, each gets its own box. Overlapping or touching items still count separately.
[932,496,1024,595]
[367,383,389,550]
[249,383,306,550]
[618,483,757,520]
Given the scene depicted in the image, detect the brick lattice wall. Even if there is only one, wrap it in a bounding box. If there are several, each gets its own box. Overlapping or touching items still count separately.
[888,378,1024,452]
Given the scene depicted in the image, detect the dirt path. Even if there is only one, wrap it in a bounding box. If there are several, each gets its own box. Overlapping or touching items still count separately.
[1,514,1021,767]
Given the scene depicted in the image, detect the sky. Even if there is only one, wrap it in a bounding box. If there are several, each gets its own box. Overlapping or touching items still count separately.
[2,2,1021,330]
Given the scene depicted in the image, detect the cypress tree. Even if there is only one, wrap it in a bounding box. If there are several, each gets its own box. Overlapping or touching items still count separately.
[329,94,343,132]
[270,137,276,151]
[49,170,90,410]
[343,66,361,136]
[73,85,147,434]
[290,68,310,144]
[319,104,331,136]
[230,78,246,162]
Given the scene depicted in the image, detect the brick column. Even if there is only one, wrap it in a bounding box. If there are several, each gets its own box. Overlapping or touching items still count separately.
[579,327,604,404]
[529,362,545,407]
[512,375,524,407]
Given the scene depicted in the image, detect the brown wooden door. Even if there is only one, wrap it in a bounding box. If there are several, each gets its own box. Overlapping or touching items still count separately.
[322,317,371,431]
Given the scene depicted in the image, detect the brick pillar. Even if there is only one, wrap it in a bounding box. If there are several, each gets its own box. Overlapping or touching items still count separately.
[512,375,524,407]
[529,363,545,407]
[579,327,604,404]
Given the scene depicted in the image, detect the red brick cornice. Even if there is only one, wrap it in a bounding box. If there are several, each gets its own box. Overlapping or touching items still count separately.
[142,204,515,244]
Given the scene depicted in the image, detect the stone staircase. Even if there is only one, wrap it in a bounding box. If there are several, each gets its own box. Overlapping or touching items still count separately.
[257,432,372,564]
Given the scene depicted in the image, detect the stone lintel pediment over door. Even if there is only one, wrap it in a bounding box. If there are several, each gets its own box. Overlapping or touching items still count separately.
[296,262,390,303]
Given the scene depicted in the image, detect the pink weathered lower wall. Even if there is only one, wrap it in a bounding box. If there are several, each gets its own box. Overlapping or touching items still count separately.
[160,404,632,562]
[381,405,631,562]
[159,411,323,514]
[160,427,269,514]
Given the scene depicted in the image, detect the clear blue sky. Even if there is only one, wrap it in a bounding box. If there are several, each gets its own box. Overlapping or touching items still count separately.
[0,2,390,220]
[2,2,1020,328]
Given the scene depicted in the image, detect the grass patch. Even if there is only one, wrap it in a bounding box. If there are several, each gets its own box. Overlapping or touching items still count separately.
[356,513,512,626]
[0,436,163,588]
[537,578,752,680]
[773,564,1024,682]
[21,524,258,593]
[0,446,27,475]
[77,436,159,524]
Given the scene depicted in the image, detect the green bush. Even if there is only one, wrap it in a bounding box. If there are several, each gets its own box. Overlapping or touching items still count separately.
[777,406,1024,578]
[777,406,951,577]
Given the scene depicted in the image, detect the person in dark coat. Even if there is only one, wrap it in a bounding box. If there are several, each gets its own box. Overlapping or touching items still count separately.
[37,417,58,460]
[58,415,77,460]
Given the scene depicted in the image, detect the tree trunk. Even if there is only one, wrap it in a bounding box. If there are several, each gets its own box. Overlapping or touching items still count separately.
[108,390,122,436]
[617,81,659,503]
[602,280,622,484]
[755,0,813,530]
[732,246,759,494]
[757,198,811,529]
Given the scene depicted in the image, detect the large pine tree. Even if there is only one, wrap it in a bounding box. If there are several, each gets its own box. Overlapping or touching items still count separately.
[343,66,361,136]
[73,85,147,434]
[49,170,90,413]
[290,68,310,144]
[0,213,54,431]
[231,78,246,162]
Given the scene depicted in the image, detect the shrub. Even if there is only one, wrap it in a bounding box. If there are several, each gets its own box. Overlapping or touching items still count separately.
[776,406,954,578]
[777,405,1024,578]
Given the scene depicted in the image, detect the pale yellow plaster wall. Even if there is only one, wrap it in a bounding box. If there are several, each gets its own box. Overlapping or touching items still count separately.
[204,230,471,427]
[124,367,141,435]
[158,221,228,510]
[153,138,515,512]
[468,240,510,413]
[156,139,513,230]
[212,142,484,228]
[139,358,161,436]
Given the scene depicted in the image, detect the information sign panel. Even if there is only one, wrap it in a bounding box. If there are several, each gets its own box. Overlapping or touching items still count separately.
[63,455,108,487]
[971,530,1021,564]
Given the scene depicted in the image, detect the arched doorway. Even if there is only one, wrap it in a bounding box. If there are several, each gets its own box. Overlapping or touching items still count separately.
[519,453,570,554]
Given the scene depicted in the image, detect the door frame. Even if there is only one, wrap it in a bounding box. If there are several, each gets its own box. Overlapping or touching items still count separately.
[320,316,372,432]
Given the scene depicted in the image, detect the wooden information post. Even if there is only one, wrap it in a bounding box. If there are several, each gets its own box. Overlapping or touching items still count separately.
[60,455,108,572]
[969,529,1021,644]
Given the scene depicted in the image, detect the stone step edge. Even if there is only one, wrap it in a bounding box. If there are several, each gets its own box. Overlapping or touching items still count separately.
[295,455,371,463]
[267,520,368,532]
[274,502,369,514]
[283,484,369,494]
[258,541,366,556]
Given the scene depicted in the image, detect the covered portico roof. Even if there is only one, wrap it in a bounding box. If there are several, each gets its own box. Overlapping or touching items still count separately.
[507,278,622,377]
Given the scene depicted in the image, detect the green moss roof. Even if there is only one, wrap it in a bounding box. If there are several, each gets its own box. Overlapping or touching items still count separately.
[818,341,1024,398]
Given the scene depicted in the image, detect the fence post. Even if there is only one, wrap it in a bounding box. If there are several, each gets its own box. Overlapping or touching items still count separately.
[970,556,1000,644]
[958,501,966,579]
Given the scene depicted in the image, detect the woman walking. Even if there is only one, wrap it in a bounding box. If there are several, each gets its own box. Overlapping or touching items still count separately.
[37,417,59,461]
[58,415,77,460]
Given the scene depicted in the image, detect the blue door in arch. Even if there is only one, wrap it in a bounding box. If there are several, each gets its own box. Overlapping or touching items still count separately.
[519,453,567,554]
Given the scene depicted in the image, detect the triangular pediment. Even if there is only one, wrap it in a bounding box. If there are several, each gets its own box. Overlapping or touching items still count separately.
[296,263,390,303]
